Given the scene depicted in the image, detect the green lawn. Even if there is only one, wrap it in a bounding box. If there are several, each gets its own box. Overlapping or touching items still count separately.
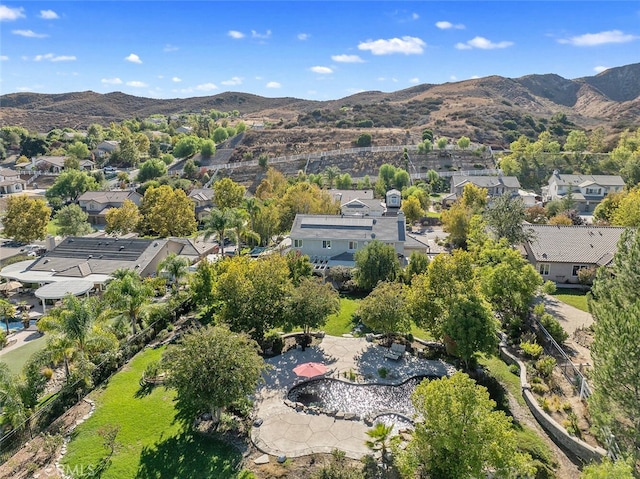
[47,218,61,236]
[63,347,241,479]
[478,354,525,407]
[552,289,590,313]
[324,297,360,336]
[0,335,47,374]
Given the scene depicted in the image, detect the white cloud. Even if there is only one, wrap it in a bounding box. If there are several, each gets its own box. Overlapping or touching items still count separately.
[470,75,480,79]
[435,21,465,30]
[266,81,281,89]
[17,86,34,92]
[331,54,364,63]
[409,77,420,84]
[412,13,419,20]
[163,44,179,52]
[125,53,142,64]
[593,65,609,73]
[455,36,513,50]
[101,77,123,85]
[252,29,271,39]
[0,6,25,21]
[13,29,48,38]
[450,75,458,81]
[558,30,638,46]
[126,81,147,88]
[34,53,76,62]
[358,36,425,55]
[195,83,218,92]
[221,76,243,86]
[297,33,310,41]
[228,30,244,39]
[310,66,333,74]
[0,55,8,61]
[39,9,59,19]
[172,77,182,83]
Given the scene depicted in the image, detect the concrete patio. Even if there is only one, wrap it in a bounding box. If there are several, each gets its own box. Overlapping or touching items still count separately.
[251,335,455,459]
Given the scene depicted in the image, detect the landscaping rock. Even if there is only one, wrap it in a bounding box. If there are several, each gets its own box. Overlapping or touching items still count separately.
[254,454,270,465]
[277,455,287,463]
[335,411,345,419]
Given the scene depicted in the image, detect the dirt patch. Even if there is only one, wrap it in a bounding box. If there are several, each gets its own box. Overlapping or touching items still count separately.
[0,399,92,479]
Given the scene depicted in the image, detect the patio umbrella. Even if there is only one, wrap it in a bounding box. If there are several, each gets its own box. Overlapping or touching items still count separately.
[0,281,22,292]
[293,362,327,378]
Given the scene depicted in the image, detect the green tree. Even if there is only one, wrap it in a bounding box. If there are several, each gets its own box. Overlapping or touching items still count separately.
[441,202,471,249]
[54,204,93,237]
[589,228,640,462]
[436,137,448,150]
[253,202,281,246]
[484,194,534,244]
[564,130,588,155]
[365,423,395,470]
[139,185,197,237]
[405,251,430,283]
[285,250,313,286]
[20,135,48,158]
[356,133,372,147]
[358,281,410,340]
[38,295,117,381]
[0,299,16,336]
[202,208,234,255]
[114,136,140,167]
[1,195,51,244]
[335,173,352,190]
[0,363,28,429]
[105,199,141,235]
[400,372,533,479]
[323,166,341,189]
[173,135,201,158]
[189,258,218,316]
[46,169,99,202]
[377,163,396,191]
[67,141,90,160]
[443,293,499,369]
[278,182,339,231]
[212,126,229,144]
[461,183,487,213]
[215,255,292,343]
[136,158,167,182]
[200,139,216,158]
[213,178,246,210]
[162,324,266,427]
[104,269,154,335]
[611,188,640,226]
[456,136,471,150]
[401,195,424,223]
[285,277,339,335]
[157,253,190,291]
[354,240,400,291]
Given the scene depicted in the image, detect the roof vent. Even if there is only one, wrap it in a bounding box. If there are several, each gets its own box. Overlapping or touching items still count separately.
[88,255,93,259]
[119,246,125,250]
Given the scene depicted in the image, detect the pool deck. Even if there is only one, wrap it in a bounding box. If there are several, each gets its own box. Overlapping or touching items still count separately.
[251,335,454,459]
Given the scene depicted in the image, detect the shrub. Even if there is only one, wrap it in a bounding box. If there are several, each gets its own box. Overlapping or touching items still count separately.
[560,401,572,412]
[520,341,543,359]
[143,360,161,380]
[535,356,557,379]
[0,330,6,348]
[563,411,582,438]
[508,363,520,375]
[41,367,54,380]
[377,367,388,379]
[538,313,568,344]
[532,383,549,395]
[263,331,284,355]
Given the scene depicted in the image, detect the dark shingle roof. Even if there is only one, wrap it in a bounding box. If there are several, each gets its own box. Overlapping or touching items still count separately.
[452,175,521,189]
[291,215,404,242]
[525,225,625,264]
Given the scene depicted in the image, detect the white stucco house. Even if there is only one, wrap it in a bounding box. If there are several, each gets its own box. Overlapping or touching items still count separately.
[289,212,407,271]
[0,168,27,195]
[542,171,625,213]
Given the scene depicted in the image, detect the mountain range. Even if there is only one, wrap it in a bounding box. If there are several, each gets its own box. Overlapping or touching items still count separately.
[1,62,639,146]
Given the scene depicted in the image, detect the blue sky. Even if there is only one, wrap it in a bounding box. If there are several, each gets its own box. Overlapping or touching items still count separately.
[1,1,639,101]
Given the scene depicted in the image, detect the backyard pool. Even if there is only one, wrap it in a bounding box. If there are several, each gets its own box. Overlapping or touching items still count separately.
[287,375,439,418]
[3,320,37,333]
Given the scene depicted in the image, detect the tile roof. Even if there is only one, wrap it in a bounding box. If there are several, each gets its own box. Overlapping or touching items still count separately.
[291,214,405,242]
[451,175,521,189]
[524,224,625,264]
[329,189,375,203]
[78,191,141,203]
[550,173,625,187]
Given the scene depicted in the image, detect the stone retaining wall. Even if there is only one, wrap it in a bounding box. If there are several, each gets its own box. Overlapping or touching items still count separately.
[499,342,607,464]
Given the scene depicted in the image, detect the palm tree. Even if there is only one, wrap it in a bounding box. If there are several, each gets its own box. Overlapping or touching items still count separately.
[323,166,341,189]
[365,423,395,469]
[0,363,27,429]
[243,197,262,232]
[104,269,154,336]
[157,253,190,292]
[227,208,260,254]
[203,208,234,256]
[0,299,16,335]
[38,294,118,381]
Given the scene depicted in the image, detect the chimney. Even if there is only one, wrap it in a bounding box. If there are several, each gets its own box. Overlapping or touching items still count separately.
[45,235,57,251]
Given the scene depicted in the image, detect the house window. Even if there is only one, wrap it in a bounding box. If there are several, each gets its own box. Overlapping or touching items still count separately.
[538,263,550,276]
[322,240,331,249]
[572,265,588,276]
[294,239,303,248]
[586,187,602,195]
[348,241,358,250]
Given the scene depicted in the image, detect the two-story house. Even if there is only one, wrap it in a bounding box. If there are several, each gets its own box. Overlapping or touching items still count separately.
[0,168,27,195]
[442,174,521,206]
[289,212,406,272]
[77,191,142,225]
[94,140,119,159]
[543,171,625,213]
[188,188,215,222]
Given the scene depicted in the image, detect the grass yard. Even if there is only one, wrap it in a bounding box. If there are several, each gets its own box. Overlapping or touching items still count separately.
[478,354,525,407]
[552,289,590,313]
[46,218,61,236]
[0,335,47,374]
[62,347,241,479]
[324,296,360,336]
